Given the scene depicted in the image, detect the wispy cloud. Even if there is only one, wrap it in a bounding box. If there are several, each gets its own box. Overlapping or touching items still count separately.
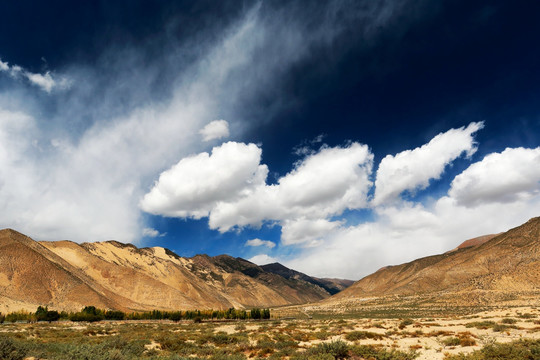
[0,58,71,93]
[1,1,401,242]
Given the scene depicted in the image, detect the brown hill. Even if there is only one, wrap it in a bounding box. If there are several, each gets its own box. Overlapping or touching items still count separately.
[330,217,540,306]
[451,233,500,251]
[0,229,343,313]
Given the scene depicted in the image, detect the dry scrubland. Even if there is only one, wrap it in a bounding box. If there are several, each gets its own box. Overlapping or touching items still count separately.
[0,306,539,360]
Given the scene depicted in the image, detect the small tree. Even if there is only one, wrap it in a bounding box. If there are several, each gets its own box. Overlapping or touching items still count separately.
[35,306,48,322]
[35,306,60,322]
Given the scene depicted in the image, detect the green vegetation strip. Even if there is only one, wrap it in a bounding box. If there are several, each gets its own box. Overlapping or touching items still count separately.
[0,306,271,323]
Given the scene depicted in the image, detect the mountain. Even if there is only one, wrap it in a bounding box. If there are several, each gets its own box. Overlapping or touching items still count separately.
[261,263,354,295]
[0,229,348,313]
[449,233,500,251]
[329,217,540,306]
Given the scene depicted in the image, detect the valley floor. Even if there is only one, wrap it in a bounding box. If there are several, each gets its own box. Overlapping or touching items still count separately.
[0,306,539,359]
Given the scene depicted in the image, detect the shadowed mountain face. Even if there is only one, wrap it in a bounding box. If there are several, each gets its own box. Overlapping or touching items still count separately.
[0,229,350,313]
[331,217,540,305]
[260,263,354,295]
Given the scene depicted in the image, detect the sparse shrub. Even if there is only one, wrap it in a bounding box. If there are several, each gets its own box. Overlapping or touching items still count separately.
[0,336,29,360]
[459,336,476,347]
[307,340,349,359]
[350,344,418,360]
[443,337,461,347]
[465,321,496,330]
[235,323,246,331]
[345,330,384,341]
[444,339,540,359]
[492,324,512,332]
[517,313,535,319]
[500,318,517,324]
[399,319,414,329]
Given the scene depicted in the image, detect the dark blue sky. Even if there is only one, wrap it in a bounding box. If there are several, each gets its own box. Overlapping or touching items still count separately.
[1,1,539,278]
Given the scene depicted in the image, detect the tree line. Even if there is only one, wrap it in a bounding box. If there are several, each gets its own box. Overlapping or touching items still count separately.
[0,306,271,323]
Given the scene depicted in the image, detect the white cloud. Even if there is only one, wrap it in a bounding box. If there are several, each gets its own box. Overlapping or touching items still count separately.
[0,59,8,71]
[249,254,279,265]
[449,147,540,206]
[245,238,276,248]
[209,142,374,233]
[0,0,421,245]
[0,58,70,93]
[2,1,372,242]
[24,71,71,93]
[140,142,268,218]
[145,141,374,249]
[24,72,56,93]
[283,144,540,280]
[286,194,540,279]
[142,227,165,238]
[200,120,230,142]
[373,122,484,206]
[281,218,342,246]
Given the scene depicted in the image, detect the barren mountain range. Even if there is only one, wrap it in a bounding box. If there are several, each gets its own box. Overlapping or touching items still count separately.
[0,229,348,313]
[1,216,539,313]
[327,216,540,307]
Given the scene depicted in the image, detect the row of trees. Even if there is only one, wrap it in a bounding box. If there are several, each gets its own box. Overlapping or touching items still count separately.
[0,306,271,323]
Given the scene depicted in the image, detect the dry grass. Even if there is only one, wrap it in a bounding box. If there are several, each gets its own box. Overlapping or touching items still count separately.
[0,306,539,359]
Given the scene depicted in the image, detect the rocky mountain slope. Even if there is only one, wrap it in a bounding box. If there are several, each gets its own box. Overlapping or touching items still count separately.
[0,229,351,313]
[261,263,354,295]
[330,217,540,306]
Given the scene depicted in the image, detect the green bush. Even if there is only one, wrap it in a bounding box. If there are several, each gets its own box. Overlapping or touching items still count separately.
[308,340,349,359]
[345,330,384,341]
[443,337,461,347]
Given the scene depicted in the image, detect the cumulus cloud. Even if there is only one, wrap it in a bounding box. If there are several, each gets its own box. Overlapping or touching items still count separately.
[373,122,484,206]
[140,142,268,218]
[249,254,279,265]
[142,227,166,238]
[144,141,374,247]
[0,59,8,71]
[245,238,276,248]
[200,120,230,141]
[210,142,374,235]
[283,144,540,280]
[449,147,540,206]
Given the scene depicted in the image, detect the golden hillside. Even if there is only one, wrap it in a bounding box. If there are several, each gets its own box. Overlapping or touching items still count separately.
[328,216,540,307]
[0,229,339,313]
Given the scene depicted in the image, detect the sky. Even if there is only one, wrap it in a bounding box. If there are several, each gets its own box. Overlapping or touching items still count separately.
[1,0,540,280]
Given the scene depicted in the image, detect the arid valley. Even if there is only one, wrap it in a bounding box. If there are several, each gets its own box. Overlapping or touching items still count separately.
[1,217,539,359]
